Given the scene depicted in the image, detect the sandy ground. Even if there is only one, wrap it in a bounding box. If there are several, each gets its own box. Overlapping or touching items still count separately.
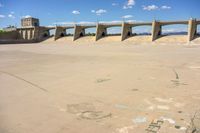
[1,38,200,133]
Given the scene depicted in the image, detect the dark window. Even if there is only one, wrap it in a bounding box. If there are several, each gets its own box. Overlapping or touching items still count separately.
[34,22,38,26]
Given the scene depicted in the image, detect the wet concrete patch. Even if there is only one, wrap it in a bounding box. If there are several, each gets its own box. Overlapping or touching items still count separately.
[115,125,136,133]
[131,88,139,91]
[96,78,111,83]
[67,103,95,114]
[132,116,147,124]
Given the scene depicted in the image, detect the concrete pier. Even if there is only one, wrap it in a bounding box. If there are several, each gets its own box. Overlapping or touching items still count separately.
[121,22,152,41]
[152,21,161,41]
[96,23,122,41]
[121,22,132,41]
[73,25,96,41]
[188,19,197,41]
[73,25,85,41]
[55,26,67,41]
[95,24,107,41]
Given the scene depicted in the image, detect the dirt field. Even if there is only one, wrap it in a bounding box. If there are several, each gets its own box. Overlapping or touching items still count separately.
[1,37,200,133]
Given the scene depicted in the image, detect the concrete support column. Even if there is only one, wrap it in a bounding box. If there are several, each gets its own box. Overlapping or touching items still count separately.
[55,26,67,41]
[25,30,28,40]
[27,30,31,40]
[22,30,25,39]
[95,24,107,41]
[30,29,33,40]
[152,21,161,41]
[18,30,23,39]
[121,22,132,41]
[73,25,85,41]
[188,19,197,41]
[33,27,39,40]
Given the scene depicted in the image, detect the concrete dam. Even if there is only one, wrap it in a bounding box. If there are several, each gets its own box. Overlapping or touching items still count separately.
[2,18,200,43]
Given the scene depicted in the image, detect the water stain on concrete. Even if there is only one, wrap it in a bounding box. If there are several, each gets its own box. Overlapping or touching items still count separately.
[78,111,112,120]
[67,103,95,114]
[157,105,170,110]
[67,103,112,120]
[115,104,129,109]
[160,117,176,124]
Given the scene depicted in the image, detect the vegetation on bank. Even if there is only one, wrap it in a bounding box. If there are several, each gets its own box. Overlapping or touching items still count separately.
[0,30,6,33]
[0,29,16,33]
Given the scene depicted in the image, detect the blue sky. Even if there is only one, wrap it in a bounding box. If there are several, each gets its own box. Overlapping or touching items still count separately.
[0,0,200,33]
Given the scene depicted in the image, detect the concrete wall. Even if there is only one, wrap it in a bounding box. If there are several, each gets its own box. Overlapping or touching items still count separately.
[18,29,34,40]
[151,21,162,41]
[0,31,19,40]
[34,27,51,41]
[17,27,52,41]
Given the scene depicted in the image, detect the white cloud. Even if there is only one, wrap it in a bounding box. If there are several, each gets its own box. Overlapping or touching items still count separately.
[127,0,135,6]
[8,12,15,18]
[162,28,187,33]
[126,20,142,23]
[123,0,135,9]
[161,5,171,9]
[53,22,75,25]
[0,3,3,7]
[22,15,32,18]
[96,9,107,15]
[122,15,133,19]
[91,9,107,15]
[143,5,171,11]
[112,3,118,6]
[99,20,122,24]
[8,14,15,18]
[78,21,96,25]
[142,5,158,11]
[0,14,5,18]
[53,21,96,26]
[72,10,80,15]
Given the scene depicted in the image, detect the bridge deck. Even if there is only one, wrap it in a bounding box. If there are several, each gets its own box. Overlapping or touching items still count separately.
[76,25,96,29]
[58,26,75,29]
[97,23,121,27]
[128,22,152,27]
[160,21,188,26]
